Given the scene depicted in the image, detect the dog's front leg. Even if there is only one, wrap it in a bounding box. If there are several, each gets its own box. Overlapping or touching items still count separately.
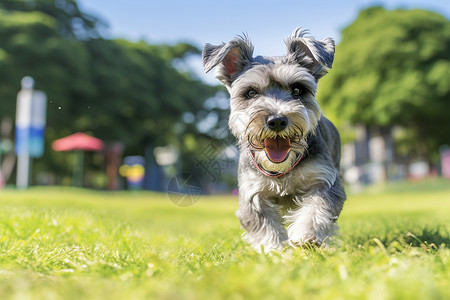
[286,192,342,247]
[236,193,288,253]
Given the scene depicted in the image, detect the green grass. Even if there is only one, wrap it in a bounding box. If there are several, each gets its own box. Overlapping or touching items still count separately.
[0,180,450,299]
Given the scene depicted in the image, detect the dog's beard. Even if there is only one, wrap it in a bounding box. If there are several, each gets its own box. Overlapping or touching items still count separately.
[229,95,320,174]
[236,106,311,173]
[245,118,310,174]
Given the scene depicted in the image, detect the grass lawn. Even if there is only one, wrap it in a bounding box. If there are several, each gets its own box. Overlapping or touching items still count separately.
[0,180,449,299]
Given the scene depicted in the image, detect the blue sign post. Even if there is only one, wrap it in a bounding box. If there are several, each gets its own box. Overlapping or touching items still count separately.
[15,77,47,189]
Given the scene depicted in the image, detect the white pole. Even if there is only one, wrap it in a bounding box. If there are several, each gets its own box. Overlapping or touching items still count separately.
[15,77,34,189]
[16,153,30,189]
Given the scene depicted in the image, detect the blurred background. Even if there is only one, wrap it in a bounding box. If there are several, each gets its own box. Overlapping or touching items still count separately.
[0,0,449,193]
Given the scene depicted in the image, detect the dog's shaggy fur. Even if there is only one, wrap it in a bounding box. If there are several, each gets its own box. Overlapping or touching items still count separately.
[203,28,346,253]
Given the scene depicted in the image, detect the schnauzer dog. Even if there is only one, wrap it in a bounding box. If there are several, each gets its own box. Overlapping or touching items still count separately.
[202,28,346,253]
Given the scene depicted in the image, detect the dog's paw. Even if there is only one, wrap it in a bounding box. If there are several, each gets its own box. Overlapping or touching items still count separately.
[244,235,288,254]
[288,232,322,248]
[251,241,288,254]
[285,197,338,248]
[287,219,336,248]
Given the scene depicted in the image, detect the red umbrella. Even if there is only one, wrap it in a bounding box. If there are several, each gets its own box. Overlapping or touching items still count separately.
[52,132,104,187]
[52,132,104,152]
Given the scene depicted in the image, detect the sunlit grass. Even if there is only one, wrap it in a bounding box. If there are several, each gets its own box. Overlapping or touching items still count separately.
[0,180,449,299]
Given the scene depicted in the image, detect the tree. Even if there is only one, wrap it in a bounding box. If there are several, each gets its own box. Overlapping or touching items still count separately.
[0,0,105,38]
[80,38,220,150]
[0,9,94,125]
[0,3,222,186]
[318,7,450,162]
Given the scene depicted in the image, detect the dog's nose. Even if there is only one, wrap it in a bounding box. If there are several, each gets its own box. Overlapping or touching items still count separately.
[267,115,289,132]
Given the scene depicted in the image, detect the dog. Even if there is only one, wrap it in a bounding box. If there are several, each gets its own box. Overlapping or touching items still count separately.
[202,28,346,253]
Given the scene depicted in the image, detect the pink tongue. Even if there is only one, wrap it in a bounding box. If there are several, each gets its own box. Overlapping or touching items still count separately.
[264,137,291,163]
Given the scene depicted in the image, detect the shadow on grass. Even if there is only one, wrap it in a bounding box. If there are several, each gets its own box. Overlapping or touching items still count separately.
[341,225,450,254]
[371,227,450,254]
[404,227,450,248]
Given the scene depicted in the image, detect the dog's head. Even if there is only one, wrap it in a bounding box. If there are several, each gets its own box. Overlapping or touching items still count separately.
[202,28,335,174]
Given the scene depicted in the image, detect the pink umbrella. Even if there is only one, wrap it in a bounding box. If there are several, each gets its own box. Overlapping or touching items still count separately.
[52,132,104,187]
[52,132,104,152]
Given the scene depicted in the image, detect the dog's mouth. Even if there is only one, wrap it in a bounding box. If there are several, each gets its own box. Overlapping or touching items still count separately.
[248,134,301,164]
[248,136,306,177]
[263,136,291,163]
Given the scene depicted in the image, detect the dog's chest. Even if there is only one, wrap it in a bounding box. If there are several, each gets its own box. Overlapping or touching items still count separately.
[238,153,325,206]
[259,171,313,201]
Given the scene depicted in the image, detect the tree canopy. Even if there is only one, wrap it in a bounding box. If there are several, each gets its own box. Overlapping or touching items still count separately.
[318,7,450,159]
[0,0,104,38]
[0,1,222,185]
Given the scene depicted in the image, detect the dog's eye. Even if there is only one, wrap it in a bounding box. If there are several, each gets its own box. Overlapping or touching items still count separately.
[291,85,304,98]
[246,89,258,99]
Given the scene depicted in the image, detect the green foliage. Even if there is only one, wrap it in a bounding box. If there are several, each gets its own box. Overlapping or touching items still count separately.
[79,38,217,146]
[0,181,450,299]
[150,42,201,61]
[0,9,95,123]
[0,0,105,38]
[318,7,450,157]
[0,1,222,184]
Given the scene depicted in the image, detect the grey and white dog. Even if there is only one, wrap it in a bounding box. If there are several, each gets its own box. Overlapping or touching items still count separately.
[202,28,346,253]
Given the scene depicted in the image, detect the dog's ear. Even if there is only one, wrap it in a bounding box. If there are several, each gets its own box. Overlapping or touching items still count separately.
[285,27,335,80]
[203,35,254,87]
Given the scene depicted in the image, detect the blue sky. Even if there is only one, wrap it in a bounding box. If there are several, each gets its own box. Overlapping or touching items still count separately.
[78,0,450,83]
